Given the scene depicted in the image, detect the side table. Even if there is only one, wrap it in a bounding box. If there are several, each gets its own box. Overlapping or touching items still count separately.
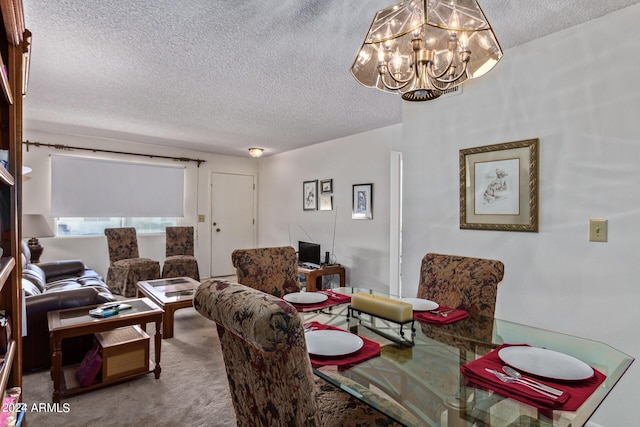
[47,298,163,402]
[298,264,346,291]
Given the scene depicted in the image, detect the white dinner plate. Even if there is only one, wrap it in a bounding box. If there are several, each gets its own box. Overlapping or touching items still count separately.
[498,346,594,380]
[283,292,328,304]
[397,297,439,312]
[305,330,364,356]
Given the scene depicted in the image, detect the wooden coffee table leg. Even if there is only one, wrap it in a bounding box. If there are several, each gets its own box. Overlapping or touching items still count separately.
[51,334,62,403]
[163,307,175,339]
[154,320,162,379]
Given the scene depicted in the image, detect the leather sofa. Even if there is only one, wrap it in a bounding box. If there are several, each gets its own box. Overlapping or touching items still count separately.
[21,241,117,371]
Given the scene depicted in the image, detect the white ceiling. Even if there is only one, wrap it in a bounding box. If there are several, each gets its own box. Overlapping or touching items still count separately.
[22,0,640,157]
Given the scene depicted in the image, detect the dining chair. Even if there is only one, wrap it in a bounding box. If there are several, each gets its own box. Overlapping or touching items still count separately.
[104,227,161,297]
[417,253,504,424]
[161,226,200,281]
[194,280,404,427]
[417,253,505,318]
[231,246,299,298]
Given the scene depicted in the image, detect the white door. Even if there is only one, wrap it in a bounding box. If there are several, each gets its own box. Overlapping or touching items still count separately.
[210,172,256,277]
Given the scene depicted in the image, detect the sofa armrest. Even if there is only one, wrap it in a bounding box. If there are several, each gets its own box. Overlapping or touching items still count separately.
[23,287,115,371]
[39,260,86,282]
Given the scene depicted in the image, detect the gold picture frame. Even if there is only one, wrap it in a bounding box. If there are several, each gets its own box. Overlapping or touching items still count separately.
[319,194,333,211]
[460,138,539,232]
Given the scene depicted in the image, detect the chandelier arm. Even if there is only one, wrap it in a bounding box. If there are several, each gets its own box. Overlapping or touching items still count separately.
[426,52,456,80]
[434,60,469,84]
[379,67,415,91]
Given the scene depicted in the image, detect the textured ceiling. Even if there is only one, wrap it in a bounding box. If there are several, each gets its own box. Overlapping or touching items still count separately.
[22,0,640,157]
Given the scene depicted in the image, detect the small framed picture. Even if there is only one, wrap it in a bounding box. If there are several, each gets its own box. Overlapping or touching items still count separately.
[352,183,373,219]
[303,180,318,211]
[319,194,333,211]
[320,179,333,194]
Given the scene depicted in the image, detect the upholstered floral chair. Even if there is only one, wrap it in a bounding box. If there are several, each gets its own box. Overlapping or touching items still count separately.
[194,280,404,427]
[161,226,200,281]
[231,246,299,298]
[417,253,505,318]
[416,253,504,424]
[104,227,161,297]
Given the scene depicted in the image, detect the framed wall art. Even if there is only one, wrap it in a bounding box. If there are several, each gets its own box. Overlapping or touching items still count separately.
[319,194,333,211]
[352,183,373,219]
[460,138,539,232]
[303,180,318,211]
[320,179,333,194]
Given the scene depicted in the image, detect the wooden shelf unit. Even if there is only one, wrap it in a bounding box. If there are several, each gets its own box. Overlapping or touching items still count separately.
[0,0,28,404]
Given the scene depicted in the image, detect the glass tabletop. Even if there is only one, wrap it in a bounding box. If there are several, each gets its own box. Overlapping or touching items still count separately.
[49,297,162,329]
[303,287,634,426]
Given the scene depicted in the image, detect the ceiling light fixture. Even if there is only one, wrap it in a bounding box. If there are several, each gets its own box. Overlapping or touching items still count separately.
[351,0,502,101]
[248,147,264,158]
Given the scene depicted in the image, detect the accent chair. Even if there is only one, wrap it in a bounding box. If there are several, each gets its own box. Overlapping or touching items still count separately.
[161,226,200,281]
[104,227,160,297]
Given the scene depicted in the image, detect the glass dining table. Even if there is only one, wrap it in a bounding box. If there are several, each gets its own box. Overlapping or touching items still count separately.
[302,287,634,427]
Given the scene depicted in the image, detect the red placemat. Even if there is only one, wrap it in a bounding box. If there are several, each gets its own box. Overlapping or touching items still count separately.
[461,343,606,410]
[304,321,380,368]
[414,305,468,325]
[290,291,351,312]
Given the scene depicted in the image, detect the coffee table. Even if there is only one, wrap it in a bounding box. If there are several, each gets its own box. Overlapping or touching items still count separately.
[137,277,200,338]
[48,297,163,402]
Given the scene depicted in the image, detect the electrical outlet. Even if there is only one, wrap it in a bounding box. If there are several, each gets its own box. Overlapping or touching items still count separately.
[589,219,608,242]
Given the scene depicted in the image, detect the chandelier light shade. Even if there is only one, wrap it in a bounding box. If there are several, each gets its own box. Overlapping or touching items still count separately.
[248,147,264,158]
[351,0,502,101]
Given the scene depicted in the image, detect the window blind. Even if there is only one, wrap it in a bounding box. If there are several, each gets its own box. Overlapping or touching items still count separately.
[51,155,185,217]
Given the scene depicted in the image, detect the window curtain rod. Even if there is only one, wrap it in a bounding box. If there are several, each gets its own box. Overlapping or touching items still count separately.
[22,140,207,167]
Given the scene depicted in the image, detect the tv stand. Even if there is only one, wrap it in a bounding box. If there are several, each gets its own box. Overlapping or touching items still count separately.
[300,262,320,270]
[298,264,346,291]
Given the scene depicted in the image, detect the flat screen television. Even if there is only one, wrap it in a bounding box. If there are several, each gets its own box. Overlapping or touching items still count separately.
[298,241,321,266]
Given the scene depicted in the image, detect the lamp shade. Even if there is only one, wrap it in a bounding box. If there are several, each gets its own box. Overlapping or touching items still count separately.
[22,214,54,238]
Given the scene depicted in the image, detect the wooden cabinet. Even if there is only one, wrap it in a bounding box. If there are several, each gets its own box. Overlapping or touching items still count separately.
[0,0,28,404]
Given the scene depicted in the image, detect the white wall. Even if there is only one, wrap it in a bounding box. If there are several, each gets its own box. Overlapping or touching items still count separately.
[397,5,640,425]
[257,126,400,292]
[22,130,258,279]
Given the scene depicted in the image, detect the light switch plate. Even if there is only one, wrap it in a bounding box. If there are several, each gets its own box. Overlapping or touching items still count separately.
[589,218,608,242]
[198,214,205,223]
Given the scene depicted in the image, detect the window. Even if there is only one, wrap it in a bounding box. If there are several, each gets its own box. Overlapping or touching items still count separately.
[51,155,185,217]
[50,155,185,235]
[56,217,179,236]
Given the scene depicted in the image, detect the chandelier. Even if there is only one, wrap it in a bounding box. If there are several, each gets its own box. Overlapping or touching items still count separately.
[351,0,502,101]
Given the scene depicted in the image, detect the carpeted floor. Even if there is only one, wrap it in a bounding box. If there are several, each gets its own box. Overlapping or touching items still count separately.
[22,307,237,427]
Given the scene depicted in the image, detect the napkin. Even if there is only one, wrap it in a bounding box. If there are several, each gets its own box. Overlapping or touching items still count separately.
[289,291,351,312]
[413,305,469,325]
[461,343,606,411]
[320,290,351,304]
[304,321,380,368]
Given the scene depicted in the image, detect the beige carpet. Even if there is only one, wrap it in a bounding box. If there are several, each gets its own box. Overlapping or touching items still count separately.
[22,307,237,427]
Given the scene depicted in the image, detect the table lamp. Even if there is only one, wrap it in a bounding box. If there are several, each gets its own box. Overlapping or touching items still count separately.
[22,214,54,263]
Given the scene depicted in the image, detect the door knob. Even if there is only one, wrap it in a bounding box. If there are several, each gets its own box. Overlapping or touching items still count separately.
[216,228,221,232]
[213,222,217,226]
